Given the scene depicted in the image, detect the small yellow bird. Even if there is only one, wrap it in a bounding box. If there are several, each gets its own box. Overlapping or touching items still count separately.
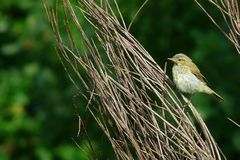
[168,53,223,101]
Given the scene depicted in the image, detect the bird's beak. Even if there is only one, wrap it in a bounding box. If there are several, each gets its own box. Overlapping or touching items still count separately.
[167,57,176,63]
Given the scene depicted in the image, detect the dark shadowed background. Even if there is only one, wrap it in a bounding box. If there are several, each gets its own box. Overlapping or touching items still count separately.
[0,0,240,159]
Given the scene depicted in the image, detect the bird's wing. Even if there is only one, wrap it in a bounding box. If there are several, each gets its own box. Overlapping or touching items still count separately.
[189,63,209,84]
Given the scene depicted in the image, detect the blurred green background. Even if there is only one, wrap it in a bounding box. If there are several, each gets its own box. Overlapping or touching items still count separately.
[0,0,240,159]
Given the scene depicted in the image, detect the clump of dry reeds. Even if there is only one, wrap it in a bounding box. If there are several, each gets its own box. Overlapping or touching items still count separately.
[194,0,240,54]
[43,0,226,159]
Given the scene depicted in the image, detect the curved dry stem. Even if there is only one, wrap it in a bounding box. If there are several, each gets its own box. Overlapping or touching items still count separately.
[194,0,240,54]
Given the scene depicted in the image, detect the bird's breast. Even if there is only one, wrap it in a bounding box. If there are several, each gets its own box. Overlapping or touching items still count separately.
[172,65,202,94]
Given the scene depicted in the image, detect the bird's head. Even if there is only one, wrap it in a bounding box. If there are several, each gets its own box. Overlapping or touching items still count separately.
[167,53,192,66]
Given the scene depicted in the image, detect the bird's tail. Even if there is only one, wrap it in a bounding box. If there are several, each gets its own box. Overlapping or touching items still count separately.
[211,91,224,101]
[203,85,224,101]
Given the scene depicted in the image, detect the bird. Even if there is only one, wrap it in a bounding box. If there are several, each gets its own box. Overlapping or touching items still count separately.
[168,53,223,101]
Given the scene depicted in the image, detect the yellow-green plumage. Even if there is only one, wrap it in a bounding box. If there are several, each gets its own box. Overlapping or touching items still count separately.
[168,53,223,101]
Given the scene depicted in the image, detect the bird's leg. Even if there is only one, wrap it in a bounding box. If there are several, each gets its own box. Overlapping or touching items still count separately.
[182,94,193,107]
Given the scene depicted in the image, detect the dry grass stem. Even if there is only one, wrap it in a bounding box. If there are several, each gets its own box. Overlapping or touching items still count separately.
[194,0,240,54]
[43,0,226,159]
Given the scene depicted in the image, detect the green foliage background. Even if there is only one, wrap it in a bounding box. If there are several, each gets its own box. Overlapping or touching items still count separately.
[0,0,240,159]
